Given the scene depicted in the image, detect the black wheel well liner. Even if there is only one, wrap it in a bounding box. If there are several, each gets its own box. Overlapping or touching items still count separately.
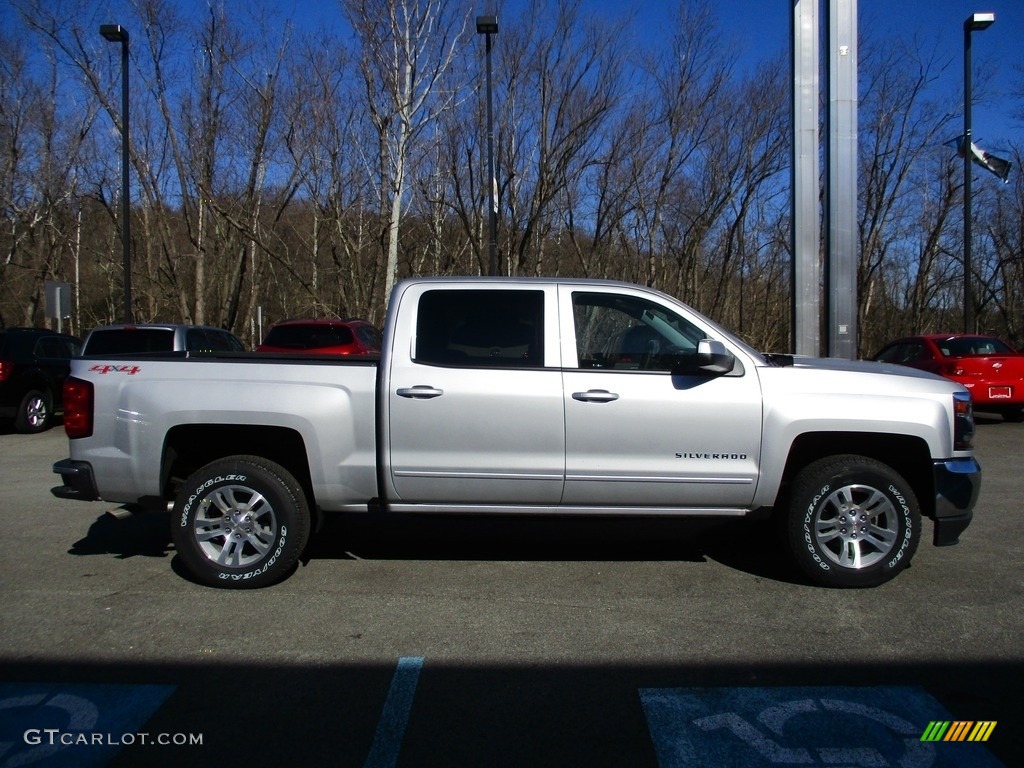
[161,424,315,515]
[779,431,935,517]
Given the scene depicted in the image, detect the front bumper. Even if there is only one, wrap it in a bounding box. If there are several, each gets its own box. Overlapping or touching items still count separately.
[51,458,100,501]
[931,457,981,546]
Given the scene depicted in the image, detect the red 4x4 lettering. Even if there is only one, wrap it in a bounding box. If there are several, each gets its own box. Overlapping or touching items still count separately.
[89,364,141,375]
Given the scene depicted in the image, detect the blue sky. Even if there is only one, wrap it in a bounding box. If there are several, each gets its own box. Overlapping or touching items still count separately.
[287,0,1020,148]
[5,0,1020,147]
[551,0,1020,148]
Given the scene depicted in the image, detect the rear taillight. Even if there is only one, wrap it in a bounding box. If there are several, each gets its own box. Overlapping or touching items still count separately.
[953,391,974,451]
[0,359,11,382]
[63,377,94,439]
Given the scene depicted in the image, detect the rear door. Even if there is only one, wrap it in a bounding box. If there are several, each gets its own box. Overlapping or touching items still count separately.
[386,284,565,505]
[558,285,762,510]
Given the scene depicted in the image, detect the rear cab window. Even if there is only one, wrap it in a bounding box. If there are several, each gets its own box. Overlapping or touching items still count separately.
[83,328,174,355]
[414,289,545,368]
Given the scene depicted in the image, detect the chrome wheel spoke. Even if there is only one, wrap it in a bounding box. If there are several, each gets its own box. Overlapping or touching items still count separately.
[216,535,245,566]
[192,484,277,568]
[865,522,897,550]
[814,483,898,569]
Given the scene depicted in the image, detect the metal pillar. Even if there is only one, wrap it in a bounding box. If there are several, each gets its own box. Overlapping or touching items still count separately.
[476,15,499,276]
[963,13,995,334]
[101,24,132,323]
[826,0,857,359]
[791,0,820,357]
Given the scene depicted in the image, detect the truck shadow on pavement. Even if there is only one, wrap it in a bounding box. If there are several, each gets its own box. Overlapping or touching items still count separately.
[307,514,806,585]
[68,510,173,560]
[65,510,804,586]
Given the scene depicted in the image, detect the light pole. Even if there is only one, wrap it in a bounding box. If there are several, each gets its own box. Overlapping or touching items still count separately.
[100,23,132,323]
[476,15,498,276]
[963,12,994,334]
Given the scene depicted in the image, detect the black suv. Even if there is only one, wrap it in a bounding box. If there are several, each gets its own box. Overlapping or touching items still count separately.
[0,328,81,433]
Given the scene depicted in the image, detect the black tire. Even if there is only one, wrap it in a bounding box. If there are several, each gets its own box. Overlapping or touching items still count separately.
[786,455,920,588]
[171,456,311,588]
[999,406,1023,423]
[14,389,51,433]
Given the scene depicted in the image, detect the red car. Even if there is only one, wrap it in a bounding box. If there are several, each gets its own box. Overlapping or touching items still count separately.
[873,334,1024,421]
[257,318,382,356]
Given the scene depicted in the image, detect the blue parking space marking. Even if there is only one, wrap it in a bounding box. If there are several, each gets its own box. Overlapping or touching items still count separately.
[639,685,1005,768]
[0,682,175,767]
[364,656,424,768]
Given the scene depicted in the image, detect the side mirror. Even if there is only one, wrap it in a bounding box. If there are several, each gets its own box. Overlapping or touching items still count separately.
[673,339,735,376]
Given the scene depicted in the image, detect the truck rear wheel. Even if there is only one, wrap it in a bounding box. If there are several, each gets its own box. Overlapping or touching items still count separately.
[786,455,920,588]
[171,456,310,588]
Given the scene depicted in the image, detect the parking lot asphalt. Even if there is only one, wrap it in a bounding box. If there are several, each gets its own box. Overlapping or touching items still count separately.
[0,414,1021,767]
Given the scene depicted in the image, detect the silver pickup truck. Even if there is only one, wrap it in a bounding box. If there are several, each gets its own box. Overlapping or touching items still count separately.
[52,277,980,589]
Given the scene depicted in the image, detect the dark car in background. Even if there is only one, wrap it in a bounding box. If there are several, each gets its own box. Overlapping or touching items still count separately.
[257,318,382,356]
[872,333,1024,422]
[0,328,81,433]
[82,323,245,356]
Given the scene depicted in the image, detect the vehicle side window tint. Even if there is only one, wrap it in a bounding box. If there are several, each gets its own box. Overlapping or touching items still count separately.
[35,338,64,358]
[571,292,705,372]
[186,329,212,351]
[415,289,544,368]
[357,326,383,349]
[207,330,242,351]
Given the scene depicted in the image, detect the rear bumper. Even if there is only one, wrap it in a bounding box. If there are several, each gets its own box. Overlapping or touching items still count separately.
[51,458,100,501]
[931,457,981,546]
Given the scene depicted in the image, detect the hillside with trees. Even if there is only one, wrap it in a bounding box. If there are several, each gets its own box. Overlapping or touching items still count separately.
[2,0,1021,355]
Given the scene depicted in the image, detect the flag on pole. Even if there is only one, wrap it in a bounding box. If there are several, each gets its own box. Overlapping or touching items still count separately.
[948,136,1012,183]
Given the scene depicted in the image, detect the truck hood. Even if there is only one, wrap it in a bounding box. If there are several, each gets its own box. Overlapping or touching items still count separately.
[771,354,959,388]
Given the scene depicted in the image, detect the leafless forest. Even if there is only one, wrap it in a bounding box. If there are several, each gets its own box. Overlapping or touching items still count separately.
[2,0,1022,354]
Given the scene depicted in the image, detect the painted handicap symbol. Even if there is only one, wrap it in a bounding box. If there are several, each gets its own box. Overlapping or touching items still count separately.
[0,683,174,768]
[640,685,1005,768]
[0,692,99,766]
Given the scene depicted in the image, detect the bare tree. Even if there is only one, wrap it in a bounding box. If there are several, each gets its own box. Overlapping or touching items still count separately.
[856,36,960,353]
[344,0,467,305]
[0,19,98,329]
[624,1,733,292]
[978,147,1024,345]
[497,0,624,277]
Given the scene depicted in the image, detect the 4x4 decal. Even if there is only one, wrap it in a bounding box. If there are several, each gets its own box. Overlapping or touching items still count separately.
[89,364,142,375]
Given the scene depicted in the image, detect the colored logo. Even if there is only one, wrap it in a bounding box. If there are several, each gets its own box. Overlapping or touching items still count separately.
[921,721,997,742]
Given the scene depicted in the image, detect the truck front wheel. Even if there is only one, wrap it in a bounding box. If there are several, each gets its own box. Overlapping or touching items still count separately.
[786,455,920,588]
[171,456,310,588]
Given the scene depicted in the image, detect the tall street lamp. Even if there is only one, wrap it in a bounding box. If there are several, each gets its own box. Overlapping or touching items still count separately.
[101,23,132,323]
[476,15,498,276]
[963,12,994,334]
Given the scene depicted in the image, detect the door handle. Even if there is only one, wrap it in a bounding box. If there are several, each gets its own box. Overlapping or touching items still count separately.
[396,386,444,399]
[572,389,620,403]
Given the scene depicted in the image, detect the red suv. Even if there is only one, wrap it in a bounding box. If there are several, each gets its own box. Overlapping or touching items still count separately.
[257,319,382,356]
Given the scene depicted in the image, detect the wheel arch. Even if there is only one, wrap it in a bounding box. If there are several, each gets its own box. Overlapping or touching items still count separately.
[778,431,935,517]
[161,424,316,518]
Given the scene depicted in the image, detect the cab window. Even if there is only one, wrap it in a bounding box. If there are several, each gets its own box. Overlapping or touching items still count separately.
[571,292,705,372]
[415,290,544,368]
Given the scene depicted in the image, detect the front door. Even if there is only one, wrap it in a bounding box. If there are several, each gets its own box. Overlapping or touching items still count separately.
[559,286,762,510]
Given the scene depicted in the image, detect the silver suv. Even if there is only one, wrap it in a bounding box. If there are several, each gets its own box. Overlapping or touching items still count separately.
[81,323,244,356]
